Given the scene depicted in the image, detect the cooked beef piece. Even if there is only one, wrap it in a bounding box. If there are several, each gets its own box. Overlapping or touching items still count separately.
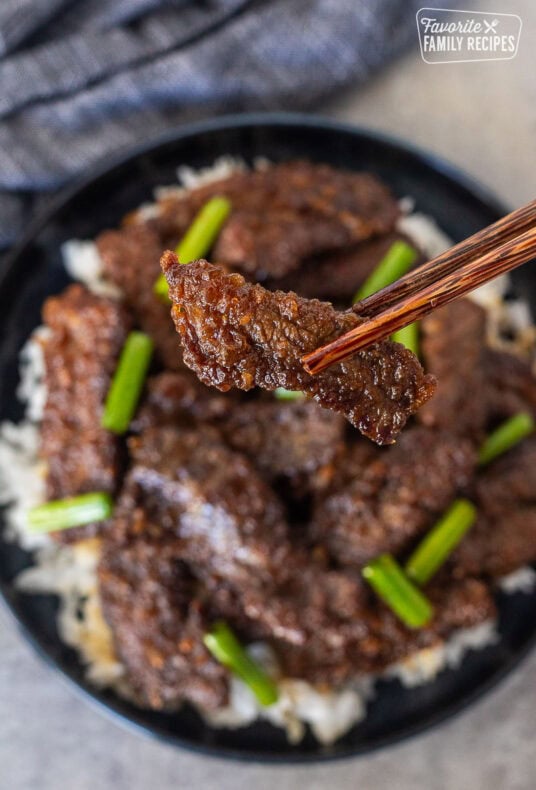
[40,285,130,541]
[149,162,399,279]
[452,437,536,577]
[270,232,421,303]
[311,427,476,567]
[220,399,345,493]
[99,501,228,711]
[378,576,495,669]
[121,426,290,586]
[269,576,495,684]
[131,371,234,432]
[418,299,488,439]
[162,257,436,445]
[475,436,536,515]
[96,224,182,370]
[483,348,536,422]
[213,163,399,279]
[453,509,536,580]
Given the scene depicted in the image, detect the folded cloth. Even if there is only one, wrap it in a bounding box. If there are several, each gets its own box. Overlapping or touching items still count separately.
[0,0,428,249]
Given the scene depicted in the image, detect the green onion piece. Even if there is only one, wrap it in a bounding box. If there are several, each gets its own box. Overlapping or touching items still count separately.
[478,412,535,467]
[154,195,232,297]
[405,499,477,586]
[102,331,154,435]
[203,621,279,706]
[352,241,418,304]
[28,492,113,533]
[273,388,304,401]
[362,554,433,629]
[391,321,420,357]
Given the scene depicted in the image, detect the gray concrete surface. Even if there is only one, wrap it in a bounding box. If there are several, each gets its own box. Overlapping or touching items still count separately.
[1,0,535,787]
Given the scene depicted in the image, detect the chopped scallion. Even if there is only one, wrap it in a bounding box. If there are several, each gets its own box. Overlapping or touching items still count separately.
[362,554,433,629]
[478,412,535,467]
[28,492,113,533]
[154,195,232,298]
[102,331,154,435]
[352,241,418,304]
[405,499,477,586]
[204,621,279,706]
[391,321,420,356]
[274,388,304,401]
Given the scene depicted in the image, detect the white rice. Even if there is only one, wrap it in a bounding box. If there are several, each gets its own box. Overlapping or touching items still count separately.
[0,161,534,745]
[62,239,122,299]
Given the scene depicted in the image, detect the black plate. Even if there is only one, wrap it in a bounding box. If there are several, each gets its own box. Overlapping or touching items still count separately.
[1,113,535,762]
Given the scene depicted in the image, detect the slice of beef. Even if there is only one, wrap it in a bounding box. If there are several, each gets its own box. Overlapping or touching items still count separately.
[121,426,290,586]
[362,577,496,674]
[453,509,536,580]
[483,348,536,422]
[131,371,234,433]
[270,231,422,303]
[213,163,399,279]
[99,507,228,711]
[96,223,182,370]
[269,575,495,684]
[162,257,436,445]
[220,399,345,493]
[40,284,130,541]
[311,427,476,568]
[418,299,488,439]
[149,162,399,280]
[452,437,536,577]
[102,426,493,690]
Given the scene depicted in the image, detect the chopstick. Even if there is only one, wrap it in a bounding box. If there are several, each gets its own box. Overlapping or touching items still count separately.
[302,200,536,376]
[354,199,536,319]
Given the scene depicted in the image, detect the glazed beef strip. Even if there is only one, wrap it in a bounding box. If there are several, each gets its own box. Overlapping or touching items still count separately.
[99,505,228,711]
[161,256,436,445]
[270,231,422,303]
[311,427,476,568]
[123,426,291,586]
[452,437,536,578]
[131,371,234,432]
[418,299,488,440]
[96,223,182,370]
[483,348,536,422]
[273,577,495,684]
[101,425,494,691]
[220,399,345,494]
[213,162,399,279]
[149,162,399,279]
[40,284,130,541]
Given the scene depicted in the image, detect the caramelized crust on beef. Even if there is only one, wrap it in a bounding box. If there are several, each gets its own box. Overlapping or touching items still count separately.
[452,437,536,578]
[311,427,477,567]
[99,496,228,711]
[123,426,291,586]
[270,231,421,303]
[96,224,182,370]
[40,284,130,540]
[162,256,436,444]
[418,299,488,439]
[149,161,399,279]
[220,399,345,492]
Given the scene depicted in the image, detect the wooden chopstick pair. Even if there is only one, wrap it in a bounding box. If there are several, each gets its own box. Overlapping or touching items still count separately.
[302,198,536,376]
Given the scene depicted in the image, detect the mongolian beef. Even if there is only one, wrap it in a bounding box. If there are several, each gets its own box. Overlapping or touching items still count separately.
[5,159,536,743]
[161,255,435,444]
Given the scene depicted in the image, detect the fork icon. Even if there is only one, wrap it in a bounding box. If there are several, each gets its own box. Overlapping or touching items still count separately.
[483,18,499,33]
